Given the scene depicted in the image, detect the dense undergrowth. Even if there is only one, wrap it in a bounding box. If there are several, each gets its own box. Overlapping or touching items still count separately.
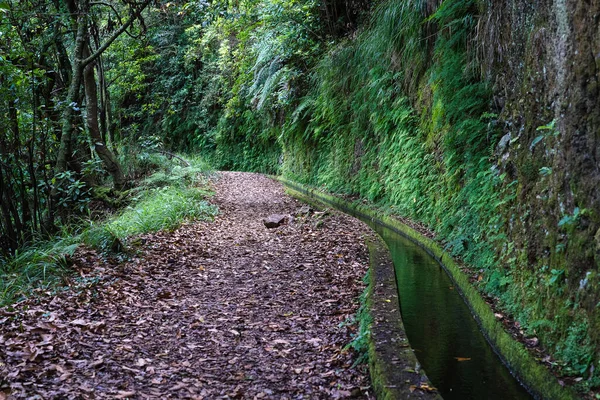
[0,154,216,306]
[109,0,600,393]
[281,1,599,386]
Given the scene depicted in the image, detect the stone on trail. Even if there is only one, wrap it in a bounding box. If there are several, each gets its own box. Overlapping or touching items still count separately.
[295,205,313,216]
[263,214,287,228]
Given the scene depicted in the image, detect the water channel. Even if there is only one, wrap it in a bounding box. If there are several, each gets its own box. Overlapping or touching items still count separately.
[370,223,533,399]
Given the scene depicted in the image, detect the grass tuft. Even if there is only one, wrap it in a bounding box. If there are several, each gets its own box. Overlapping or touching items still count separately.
[0,155,216,306]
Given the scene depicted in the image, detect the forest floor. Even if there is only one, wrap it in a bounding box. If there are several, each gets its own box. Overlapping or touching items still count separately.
[0,172,373,399]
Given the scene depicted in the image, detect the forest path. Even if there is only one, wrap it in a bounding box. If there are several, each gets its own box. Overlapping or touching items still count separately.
[0,172,371,399]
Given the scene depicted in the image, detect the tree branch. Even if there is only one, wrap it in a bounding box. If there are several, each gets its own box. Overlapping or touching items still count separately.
[90,1,123,25]
[81,0,151,69]
[156,150,191,167]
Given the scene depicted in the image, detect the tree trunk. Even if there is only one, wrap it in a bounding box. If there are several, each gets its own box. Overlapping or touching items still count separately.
[83,46,126,190]
[8,93,32,238]
[54,1,87,176]
[0,132,17,253]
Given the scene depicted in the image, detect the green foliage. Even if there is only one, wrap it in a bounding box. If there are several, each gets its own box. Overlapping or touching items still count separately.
[281,0,502,287]
[558,207,583,229]
[531,120,560,151]
[548,269,565,286]
[0,239,77,306]
[82,186,216,253]
[0,155,216,306]
[556,320,594,375]
[344,271,372,366]
[53,171,93,213]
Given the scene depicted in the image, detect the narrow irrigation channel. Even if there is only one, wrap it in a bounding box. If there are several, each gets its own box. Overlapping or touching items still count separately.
[281,180,544,399]
[373,224,531,400]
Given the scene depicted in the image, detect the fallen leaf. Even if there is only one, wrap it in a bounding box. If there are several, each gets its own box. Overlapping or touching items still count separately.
[136,358,148,367]
[58,372,72,382]
[169,382,188,391]
[90,358,104,368]
[410,383,437,393]
[455,357,471,362]
[115,391,136,399]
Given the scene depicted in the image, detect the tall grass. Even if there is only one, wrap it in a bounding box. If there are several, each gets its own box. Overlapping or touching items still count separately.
[0,155,217,306]
[0,240,78,306]
[83,186,216,250]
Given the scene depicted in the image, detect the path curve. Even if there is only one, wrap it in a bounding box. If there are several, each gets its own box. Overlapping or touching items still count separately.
[0,172,372,399]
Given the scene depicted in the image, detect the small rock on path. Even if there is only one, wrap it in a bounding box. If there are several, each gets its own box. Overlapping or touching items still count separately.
[0,172,372,399]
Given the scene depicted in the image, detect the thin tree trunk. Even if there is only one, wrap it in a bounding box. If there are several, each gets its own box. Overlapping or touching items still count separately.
[90,20,109,147]
[9,96,32,237]
[83,45,126,190]
[0,168,17,253]
[0,133,23,247]
[54,2,87,176]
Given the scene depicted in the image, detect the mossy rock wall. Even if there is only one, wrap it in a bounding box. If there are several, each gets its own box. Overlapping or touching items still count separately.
[277,0,600,390]
[282,178,578,400]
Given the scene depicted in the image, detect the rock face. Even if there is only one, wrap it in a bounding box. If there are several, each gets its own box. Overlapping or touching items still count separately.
[263,214,287,228]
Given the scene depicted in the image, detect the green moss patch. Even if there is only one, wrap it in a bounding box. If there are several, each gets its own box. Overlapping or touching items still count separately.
[281,177,578,400]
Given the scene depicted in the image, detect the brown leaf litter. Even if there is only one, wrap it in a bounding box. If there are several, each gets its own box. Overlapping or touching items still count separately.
[0,172,373,399]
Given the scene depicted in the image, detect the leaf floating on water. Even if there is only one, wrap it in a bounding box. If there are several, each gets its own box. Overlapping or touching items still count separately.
[455,357,472,362]
[409,383,437,393]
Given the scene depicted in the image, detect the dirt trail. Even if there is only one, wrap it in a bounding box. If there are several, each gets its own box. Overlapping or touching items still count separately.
[0,172,372,399]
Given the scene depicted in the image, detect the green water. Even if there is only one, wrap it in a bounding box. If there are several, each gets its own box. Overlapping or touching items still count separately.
[374,225,532,399]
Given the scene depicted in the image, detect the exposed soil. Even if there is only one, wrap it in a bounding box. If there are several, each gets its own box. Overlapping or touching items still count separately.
[0,172,373,399]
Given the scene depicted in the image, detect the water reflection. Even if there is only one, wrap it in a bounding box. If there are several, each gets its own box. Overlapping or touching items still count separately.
[374,225,531,400]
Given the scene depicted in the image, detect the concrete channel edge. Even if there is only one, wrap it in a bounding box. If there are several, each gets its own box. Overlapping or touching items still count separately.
[278,177,578,400]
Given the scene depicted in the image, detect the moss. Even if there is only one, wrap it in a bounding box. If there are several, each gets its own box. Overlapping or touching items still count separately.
[91,186,130,209]
[281,177,579,400]
[286,185,441,399]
